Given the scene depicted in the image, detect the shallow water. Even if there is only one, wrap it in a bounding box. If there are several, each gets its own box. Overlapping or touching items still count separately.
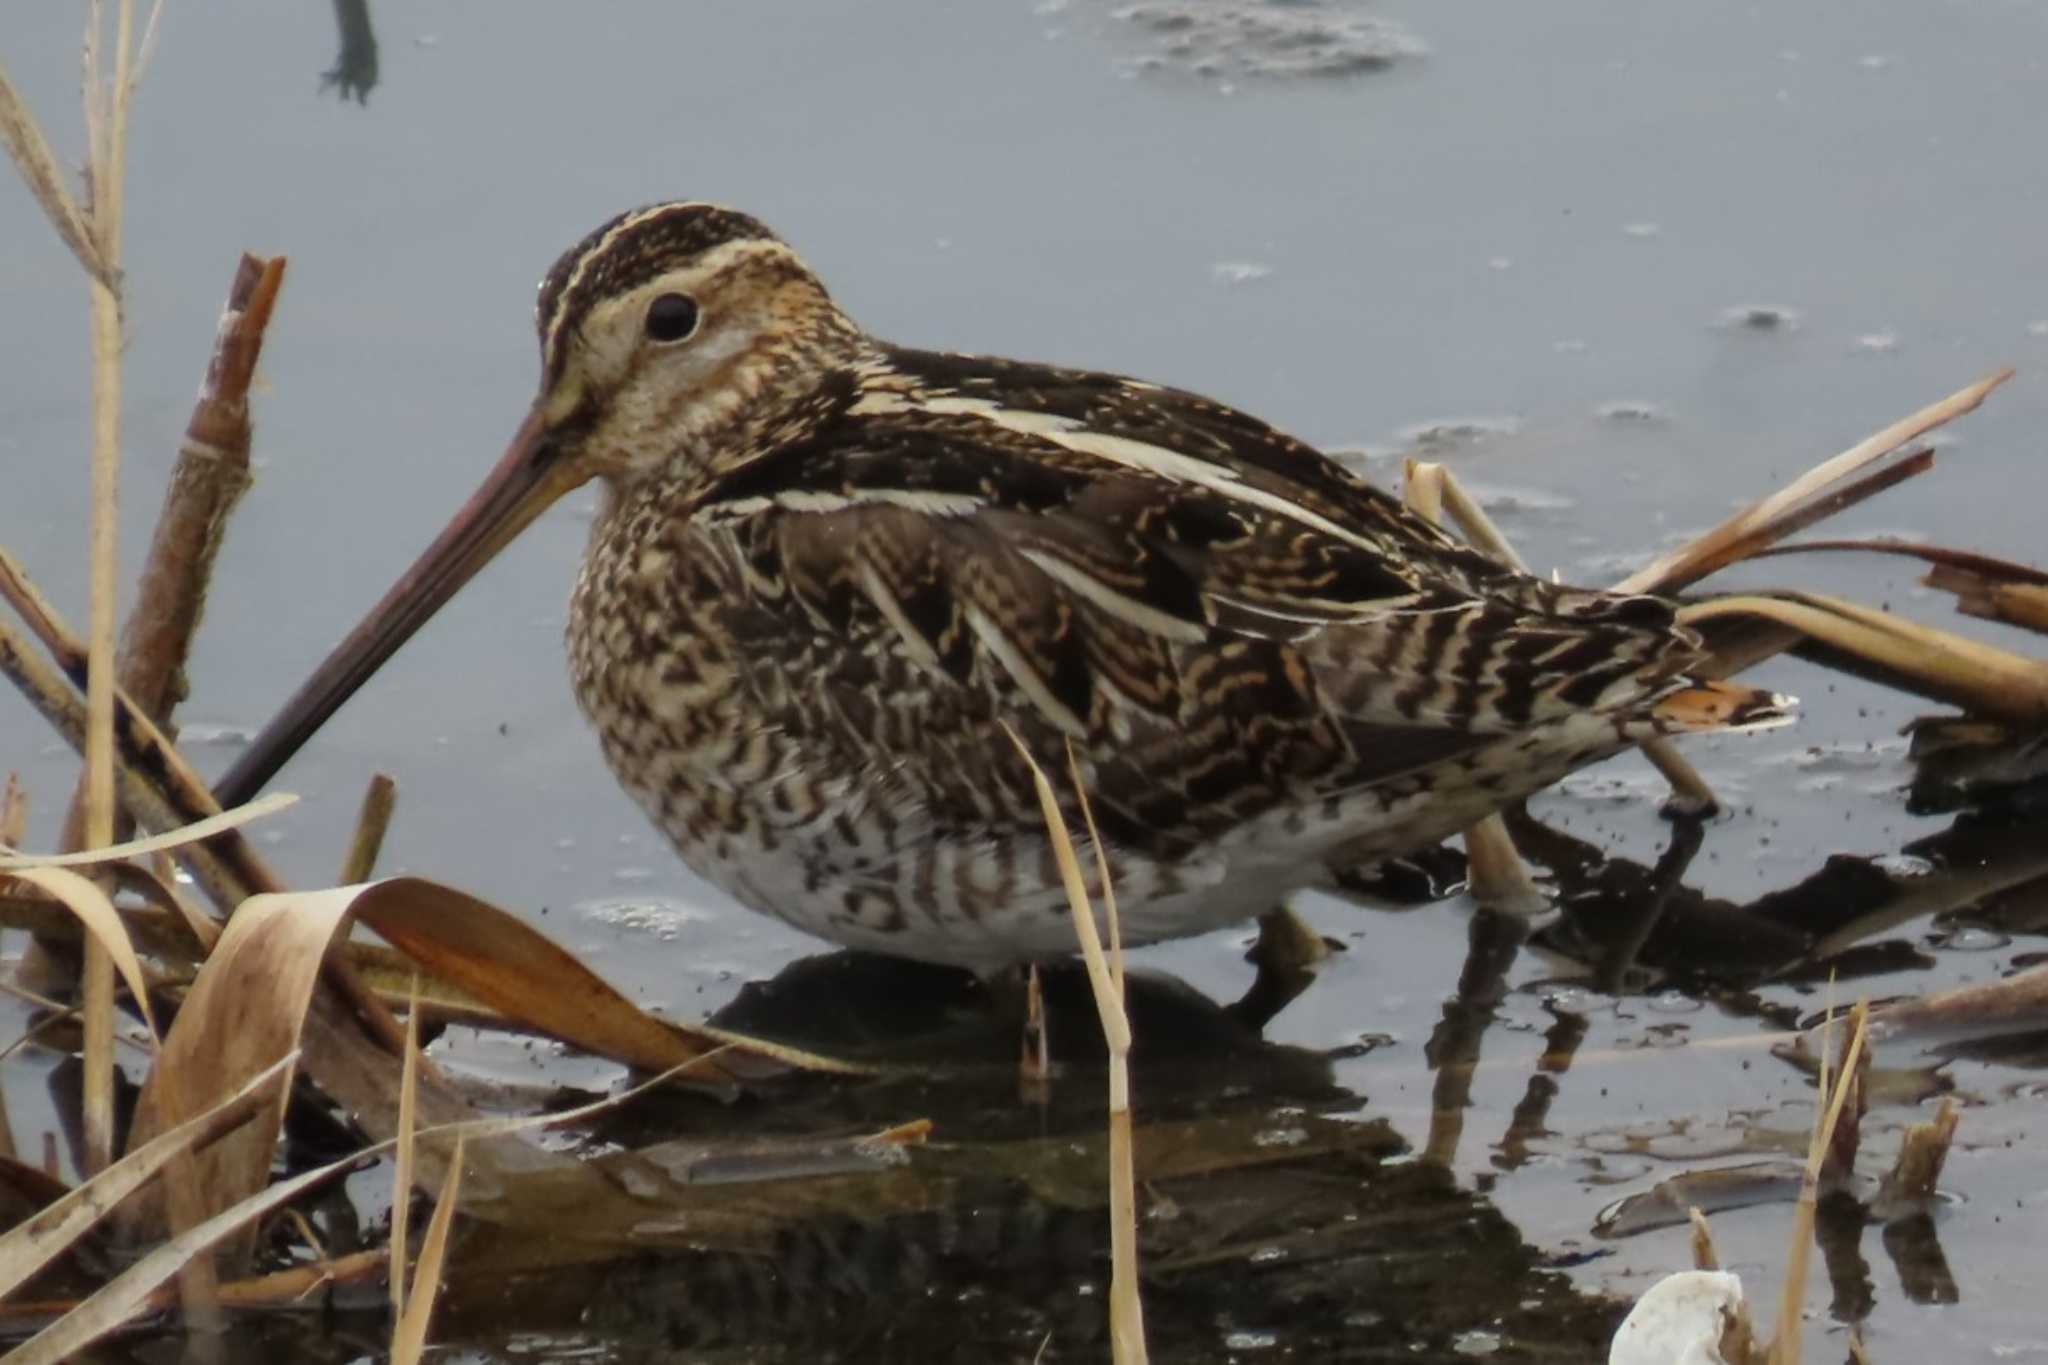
[4,0,2048,1359]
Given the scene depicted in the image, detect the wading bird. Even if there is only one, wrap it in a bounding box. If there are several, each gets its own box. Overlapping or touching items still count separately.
[215,203,1786,971]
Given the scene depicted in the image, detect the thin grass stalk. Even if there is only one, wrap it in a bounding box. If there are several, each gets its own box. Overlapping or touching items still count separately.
[390,1136,463,1365]
[1767,1000,1869,1365]
[392,975,422,1325]
[1008,728,1146,1364]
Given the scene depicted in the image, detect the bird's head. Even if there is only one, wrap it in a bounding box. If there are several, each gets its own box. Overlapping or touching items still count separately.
[213,201,851,806]
[530,202,857,485]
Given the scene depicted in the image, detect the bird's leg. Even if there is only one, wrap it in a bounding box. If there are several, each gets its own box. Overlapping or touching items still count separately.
[1225,904,1340,1033]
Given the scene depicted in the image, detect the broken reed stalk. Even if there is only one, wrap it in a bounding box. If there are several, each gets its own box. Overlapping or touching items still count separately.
[1767,1000,1870,1365]
[1616,369,2011,596]
[342,773,398,884]
[57,254,283,856]
[1006,726,1148,1365]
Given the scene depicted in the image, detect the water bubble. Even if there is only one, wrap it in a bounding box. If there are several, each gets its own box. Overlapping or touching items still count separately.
[1647,990,1704,1015]
[1856,330,1900,352]
[1622,222,1661,238]
[1454,1330,1504,1356]
[1253,1126,1309,1148]
[1222,1329,1278,1350]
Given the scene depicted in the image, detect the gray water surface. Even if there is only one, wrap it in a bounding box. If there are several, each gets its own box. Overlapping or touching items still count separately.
[4,2,2047,1358]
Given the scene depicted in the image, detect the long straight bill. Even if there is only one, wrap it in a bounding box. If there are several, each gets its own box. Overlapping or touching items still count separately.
[213,405,576,807]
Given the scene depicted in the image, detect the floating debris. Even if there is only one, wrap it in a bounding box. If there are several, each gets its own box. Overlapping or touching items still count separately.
[1718,304,1802,331]
[1107,0,1424,81]
[1397,414,1522,449]
[1595,400,1669,424]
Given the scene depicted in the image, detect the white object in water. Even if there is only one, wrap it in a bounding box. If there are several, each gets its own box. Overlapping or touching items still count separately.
[1608,1270,1753,1365]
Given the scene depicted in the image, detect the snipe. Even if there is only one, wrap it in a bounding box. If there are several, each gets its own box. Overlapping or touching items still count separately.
[216,202,1787,970]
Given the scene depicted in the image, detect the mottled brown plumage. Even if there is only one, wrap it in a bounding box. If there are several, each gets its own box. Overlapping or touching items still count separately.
[219,201,1789,968]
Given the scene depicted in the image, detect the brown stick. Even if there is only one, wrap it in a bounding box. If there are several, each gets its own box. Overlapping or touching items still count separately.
[56,255,283,856]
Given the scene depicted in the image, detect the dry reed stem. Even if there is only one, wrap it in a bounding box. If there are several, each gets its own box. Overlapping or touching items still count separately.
[341,773,398,884]
[392,976,422,1325]
[3,867,159,1042]
[1066,745,1146,1362]
[1684,591,2048,726]
[0,62,110,284]
[1617,370,2010,595]
[0,1247,389,1325]
[56,254,283,861]
[76,0,147,1181]
[390,1136,463,1365]
[1876,1097,1957,1218]
[0,794,297,871]
[1767,1000,1870,1365]
[0,547,411,1055]
[0,1052,293,1305]
[8,1117,405,1365]
[1687,1207,1719,1271]
[1005,727,1147,1364]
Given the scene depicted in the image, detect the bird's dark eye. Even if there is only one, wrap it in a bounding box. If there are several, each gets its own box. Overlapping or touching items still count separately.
[644,293,699,343]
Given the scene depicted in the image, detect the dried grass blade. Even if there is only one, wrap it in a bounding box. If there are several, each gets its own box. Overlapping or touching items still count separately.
[0,61,110,284]
[1750,538,2048,586]
[1617,367,2010,594]
[346,877,781,1082]
[1003,728,1123,1052]
[5,1127,394,1365]
[0,793,296,869]
[391,976,422,1326]
[0,1052,293,1303]
[6,867,159,1041]
[1767,1001,1869,1365]
[1018,731,1146,1365]
[389,1136,463,1365]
